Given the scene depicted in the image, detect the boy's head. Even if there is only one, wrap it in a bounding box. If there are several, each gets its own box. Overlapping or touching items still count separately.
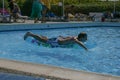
[77,32,87,42]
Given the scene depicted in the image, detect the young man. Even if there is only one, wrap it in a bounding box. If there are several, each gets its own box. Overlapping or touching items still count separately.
[24,32,88,50]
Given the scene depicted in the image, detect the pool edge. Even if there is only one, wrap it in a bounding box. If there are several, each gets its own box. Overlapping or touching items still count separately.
[0,59,119,80]
[0,22,120,32]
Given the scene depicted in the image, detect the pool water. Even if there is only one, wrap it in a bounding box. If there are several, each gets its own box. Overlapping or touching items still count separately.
[0,27,120,76]
[0,72,45,80]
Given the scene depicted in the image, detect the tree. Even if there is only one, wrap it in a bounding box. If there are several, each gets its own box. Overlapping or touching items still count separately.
[21,0,33,16]
[0,0,8,9]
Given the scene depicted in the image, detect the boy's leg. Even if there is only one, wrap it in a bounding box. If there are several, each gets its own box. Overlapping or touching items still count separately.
[24,32,48,42]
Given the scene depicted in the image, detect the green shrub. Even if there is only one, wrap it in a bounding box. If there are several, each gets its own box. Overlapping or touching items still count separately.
[0,0,8,9]
[21,0,33,16]
[62,2,120,15]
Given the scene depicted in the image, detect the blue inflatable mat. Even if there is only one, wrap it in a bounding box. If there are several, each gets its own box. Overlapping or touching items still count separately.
[25,37,96,49]
[25,37,77,48]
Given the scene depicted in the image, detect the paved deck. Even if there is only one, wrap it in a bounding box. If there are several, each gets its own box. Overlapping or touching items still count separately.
[0,59,119,80]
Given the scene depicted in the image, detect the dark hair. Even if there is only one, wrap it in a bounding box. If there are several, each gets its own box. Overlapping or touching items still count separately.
[77,32,87,41]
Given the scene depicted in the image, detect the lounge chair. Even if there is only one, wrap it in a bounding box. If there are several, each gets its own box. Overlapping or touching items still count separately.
[13,13,29,23]
[0,9,11,23]
[11,3,28,23]
[45,12,63,21]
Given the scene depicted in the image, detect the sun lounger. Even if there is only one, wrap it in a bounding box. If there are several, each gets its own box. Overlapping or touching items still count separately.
[15,13,29,23]
[0,15,10,23]
[0,9,11,23]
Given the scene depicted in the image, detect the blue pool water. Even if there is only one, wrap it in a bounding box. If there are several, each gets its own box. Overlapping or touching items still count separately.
[0,27,120,76]
[0,72,45,80]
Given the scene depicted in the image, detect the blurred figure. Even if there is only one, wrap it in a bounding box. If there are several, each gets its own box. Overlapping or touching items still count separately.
[8,0,14,22]
[41,0,51,23]
[12,3,21,22]
[8,0,14,12]
[31,0,42,23]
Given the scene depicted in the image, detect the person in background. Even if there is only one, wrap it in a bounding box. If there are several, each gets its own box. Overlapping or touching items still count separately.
[40,0,50,23]
[8,0,14,12]
[12,3,21,22]
[41,3,48,23]
[8,0,14,22]
[8,0,21,22]
[24,32,88,51]
[31,0,43,23]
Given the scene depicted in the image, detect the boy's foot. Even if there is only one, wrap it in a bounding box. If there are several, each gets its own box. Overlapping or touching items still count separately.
[24,32,31,40]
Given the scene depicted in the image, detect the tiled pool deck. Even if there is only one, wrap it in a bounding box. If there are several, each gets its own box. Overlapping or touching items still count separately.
[0,21,120,80]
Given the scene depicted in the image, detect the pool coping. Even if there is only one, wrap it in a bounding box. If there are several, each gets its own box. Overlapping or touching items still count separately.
[0,22,120,32]
[0,59,120,80]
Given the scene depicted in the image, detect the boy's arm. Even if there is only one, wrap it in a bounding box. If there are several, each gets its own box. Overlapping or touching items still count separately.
[74,39,88,51]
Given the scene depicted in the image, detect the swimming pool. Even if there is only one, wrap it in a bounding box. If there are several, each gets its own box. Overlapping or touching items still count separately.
[0,25,120,76]
[0,72,45,80]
